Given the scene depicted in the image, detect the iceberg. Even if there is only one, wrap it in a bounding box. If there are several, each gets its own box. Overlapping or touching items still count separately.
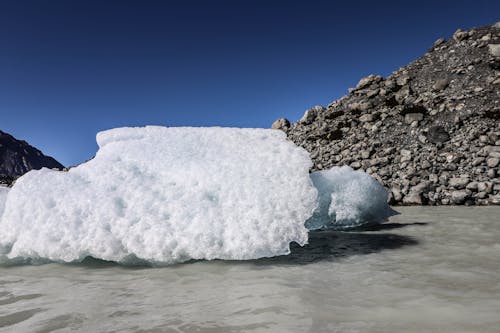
[0,126,397,265]
[306,166,397,230]
[0,127,318,264]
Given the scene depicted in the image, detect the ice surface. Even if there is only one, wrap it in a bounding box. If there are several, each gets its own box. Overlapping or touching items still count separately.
[0,186,9,218]
[306,166,397,230]
[0,127,318,264]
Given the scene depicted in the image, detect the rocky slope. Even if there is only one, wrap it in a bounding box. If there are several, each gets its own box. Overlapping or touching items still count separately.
[0,130,64,186]
[273,22,500,205]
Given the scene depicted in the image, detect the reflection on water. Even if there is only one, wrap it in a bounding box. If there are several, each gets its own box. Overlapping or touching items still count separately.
[1,207,499,333]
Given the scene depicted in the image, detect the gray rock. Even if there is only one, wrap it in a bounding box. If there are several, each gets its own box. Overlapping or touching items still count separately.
[489,194,500,205]
[384,79,397,91]
[427,126,450,143]
[466,181,479,191]
[395,85,411,103]
[359,114,375,123]
[451,190,469,204]
[356,75,383,89]
[324,109,344,120]
[429,174,439,183]
[444,163,458,171]
[432,78,450,91]
[391,186,403,202]
[402,192,422,205]
[404,113,424,124]
[453,29,469,41]
[486,157,499,168]
[351,161,361,169]
[402,182,430,205]
[489,151,500,159]
[488,44,500,57]
[300,106,323,124]
[412,181,430,193]
[433,38,445,48]
[366,89,380,98]
[271,118,290,130]
[396,74,410,86]
[448,177,470,189]
[400,149,412,163]
[472,157,485,166]
[360,149,372,159]
[476,191,488,199]
[483,146,500,154]
[348,101,372,112]
[477,182,493,193]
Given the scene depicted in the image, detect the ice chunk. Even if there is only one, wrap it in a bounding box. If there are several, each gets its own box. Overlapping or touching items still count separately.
[0,186,9,218]
[0,127,318,265]
[306,166,397,230]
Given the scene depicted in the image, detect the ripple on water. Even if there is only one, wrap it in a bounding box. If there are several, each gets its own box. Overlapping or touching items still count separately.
[0,293,43,306]
[35,314,86,333]
[0,308,44,329]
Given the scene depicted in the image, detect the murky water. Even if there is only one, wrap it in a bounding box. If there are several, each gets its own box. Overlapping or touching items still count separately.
[1,207,499,333]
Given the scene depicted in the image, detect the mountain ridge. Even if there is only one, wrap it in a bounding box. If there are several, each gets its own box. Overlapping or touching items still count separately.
[0,130,64,185]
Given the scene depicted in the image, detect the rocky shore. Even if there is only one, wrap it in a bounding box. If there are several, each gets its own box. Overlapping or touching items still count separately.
[273,23,500,205]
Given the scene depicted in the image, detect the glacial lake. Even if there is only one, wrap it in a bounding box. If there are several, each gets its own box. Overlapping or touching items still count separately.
[1,206,499,333]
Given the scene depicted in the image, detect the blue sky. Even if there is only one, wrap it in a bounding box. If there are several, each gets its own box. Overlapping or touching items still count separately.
[1,0,499,166]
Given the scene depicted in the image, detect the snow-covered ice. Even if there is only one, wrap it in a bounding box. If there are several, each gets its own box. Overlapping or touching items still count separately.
[0,126,396,265]
[0,127,318,264]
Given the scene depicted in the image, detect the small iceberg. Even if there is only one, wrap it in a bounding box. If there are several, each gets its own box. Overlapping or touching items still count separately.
[306,166,398,230]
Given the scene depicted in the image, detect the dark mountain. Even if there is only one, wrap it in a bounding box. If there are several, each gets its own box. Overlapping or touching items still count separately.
[273,22,500,205]
[0,130,64,185]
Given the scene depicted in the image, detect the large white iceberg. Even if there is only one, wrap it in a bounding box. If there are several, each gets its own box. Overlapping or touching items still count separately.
[0,127,318,264]
[0,126,396,265]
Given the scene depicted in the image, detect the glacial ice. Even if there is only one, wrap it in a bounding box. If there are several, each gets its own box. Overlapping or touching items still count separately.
[0,126,396,265]
[0,127,318,264]
[306,166,397,230]
[0,186,8,218]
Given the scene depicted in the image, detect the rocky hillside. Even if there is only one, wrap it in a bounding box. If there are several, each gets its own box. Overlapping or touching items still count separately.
[273,22,500,205]
[0,130,64,185]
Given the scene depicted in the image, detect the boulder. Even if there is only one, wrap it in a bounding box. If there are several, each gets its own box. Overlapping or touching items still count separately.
[432,78,450,91]
[488,44,500,57]
[271,118,291,131]
[402,192,423,205]
[486,157,499,168]
[448,177,470,189]
[427,126,450,143]
[300,106,323,124]
[451,190,469,204]
[405,113,424,124]
[356,75,383,89]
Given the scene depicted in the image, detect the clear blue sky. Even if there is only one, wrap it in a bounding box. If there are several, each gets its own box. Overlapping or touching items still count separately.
[1,0,499,166]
